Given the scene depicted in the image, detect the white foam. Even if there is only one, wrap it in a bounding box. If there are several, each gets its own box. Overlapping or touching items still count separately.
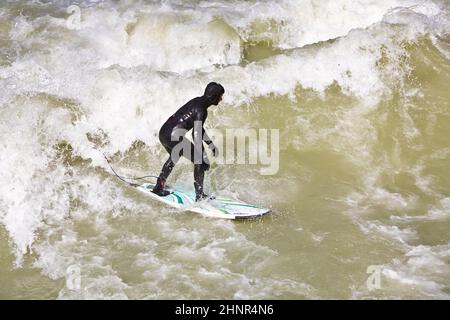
[194,0,439,49]
[381,244,450,298]
[359,221,417,245]
[1,0,445,265]
[0,0,449,300]
[391,197,450,222]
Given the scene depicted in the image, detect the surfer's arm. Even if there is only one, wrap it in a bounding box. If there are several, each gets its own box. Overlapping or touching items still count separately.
[202,128,213,145]
[202,128,219,157]
[192,110,208,160]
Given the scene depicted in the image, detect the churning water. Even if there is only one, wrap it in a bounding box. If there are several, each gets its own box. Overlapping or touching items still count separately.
[0,0,449,299]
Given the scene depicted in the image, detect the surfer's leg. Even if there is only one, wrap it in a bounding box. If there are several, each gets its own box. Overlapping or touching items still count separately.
[181,139,213,201]
[159,157,176,180]
[152,137,180,196]
[193,163,207,201]
[153,155,174,196]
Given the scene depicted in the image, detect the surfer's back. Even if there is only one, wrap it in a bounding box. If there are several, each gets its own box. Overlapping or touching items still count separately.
[162,96,207,133]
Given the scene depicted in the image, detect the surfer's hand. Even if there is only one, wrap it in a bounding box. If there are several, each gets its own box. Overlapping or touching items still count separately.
[208,142,219,157]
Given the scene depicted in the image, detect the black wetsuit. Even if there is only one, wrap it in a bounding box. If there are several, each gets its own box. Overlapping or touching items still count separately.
[153,82,224,200]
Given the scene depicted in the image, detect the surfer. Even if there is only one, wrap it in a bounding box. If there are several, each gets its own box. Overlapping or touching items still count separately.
[152,82,224,201]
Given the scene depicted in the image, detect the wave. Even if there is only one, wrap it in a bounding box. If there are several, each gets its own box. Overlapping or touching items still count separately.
[0,0,449,299]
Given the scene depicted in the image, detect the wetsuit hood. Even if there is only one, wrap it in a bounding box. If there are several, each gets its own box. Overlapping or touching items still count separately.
[204,82,225,106]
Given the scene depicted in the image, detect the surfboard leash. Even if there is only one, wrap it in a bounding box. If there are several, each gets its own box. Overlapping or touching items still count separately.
[101,152,159,188]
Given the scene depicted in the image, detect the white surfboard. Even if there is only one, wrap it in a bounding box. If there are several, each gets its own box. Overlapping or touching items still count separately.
[137,183,271,220]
